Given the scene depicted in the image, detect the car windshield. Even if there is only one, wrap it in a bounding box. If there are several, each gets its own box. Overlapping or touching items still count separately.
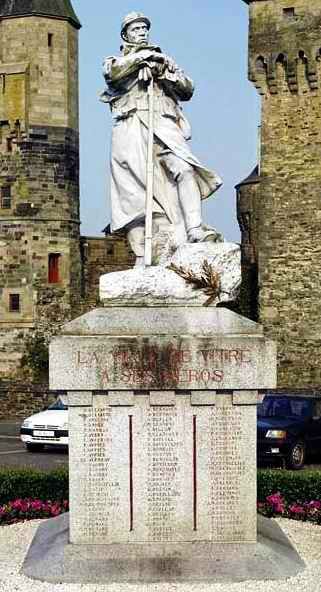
[258,397,312,419]
[48,398,68,411]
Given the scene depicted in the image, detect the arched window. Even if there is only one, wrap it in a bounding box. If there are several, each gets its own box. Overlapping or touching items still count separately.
[298,50,307,64]
[255,56,267,73]
[276,54,286,65]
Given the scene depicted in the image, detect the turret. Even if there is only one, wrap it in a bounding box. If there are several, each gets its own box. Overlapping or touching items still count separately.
[0,0,81,377]
[238,0,321,388]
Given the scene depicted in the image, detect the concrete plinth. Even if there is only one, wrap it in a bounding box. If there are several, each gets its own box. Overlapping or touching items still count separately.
[22,513,305,584]
[22,306,291,583]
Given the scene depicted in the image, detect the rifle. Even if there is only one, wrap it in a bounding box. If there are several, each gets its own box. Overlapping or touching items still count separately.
[144,73,154,267]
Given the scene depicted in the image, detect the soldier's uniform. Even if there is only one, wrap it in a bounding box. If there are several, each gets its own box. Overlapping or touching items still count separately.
[101,13,222,256]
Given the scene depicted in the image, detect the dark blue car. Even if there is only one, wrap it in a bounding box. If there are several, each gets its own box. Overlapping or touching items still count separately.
[257,394,321,469]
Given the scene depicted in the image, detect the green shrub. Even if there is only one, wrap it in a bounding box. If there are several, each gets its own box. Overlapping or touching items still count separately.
[258,469,321,503]
[20,332,49,380]
[0,467,69,505]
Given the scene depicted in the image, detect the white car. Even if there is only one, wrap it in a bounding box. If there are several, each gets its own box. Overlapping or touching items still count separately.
[20,397,68,452]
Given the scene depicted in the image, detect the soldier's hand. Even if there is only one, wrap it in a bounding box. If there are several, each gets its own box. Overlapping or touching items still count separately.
[163,56,177,73]
[138,50,165,63]
[151,62,166,77]
[138,66,153,82]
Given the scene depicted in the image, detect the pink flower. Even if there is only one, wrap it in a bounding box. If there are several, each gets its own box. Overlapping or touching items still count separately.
[289,504,305,516]
[266,493,285,514]
[31,500,43,511]
[11,499,29,512]
[0,498,68,524]
[50,503,62,517]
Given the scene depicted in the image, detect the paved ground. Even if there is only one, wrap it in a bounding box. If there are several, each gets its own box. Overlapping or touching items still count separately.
[2,518,321,592]
[0,420,68,471]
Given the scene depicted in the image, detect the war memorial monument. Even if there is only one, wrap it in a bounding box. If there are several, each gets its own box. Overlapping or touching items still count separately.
[22,10,305,585]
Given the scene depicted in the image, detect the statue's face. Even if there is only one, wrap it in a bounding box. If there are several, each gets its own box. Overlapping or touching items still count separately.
[126,21,149,45]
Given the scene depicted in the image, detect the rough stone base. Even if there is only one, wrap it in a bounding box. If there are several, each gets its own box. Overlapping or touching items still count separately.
[22,513,305,584]
[99,242,241,307]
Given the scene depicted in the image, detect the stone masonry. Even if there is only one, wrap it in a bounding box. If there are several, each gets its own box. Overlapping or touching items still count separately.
[80,236,135,312]
[0,6,82,378]
[239,0,321,388]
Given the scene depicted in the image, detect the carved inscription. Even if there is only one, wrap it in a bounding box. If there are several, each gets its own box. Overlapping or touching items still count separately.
[207,407,246,541]
[146,407,182,542]
[74,341,253,389]
[70,394,256,546]
[81,407,121,540]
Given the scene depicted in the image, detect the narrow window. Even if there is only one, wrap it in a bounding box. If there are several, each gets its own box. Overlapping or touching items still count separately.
[256,56,267,73]
[298,50,307,64]
[6,138,12,152]
[9,294,20,312]
[48,253,61,283]
[48,33,53,48]
[107,244,115,256]
[283,7,295,18]
[1,186,11,209]
[15,119,21,140]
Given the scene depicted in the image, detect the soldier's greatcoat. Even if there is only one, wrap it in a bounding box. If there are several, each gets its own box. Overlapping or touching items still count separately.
[102,43,222,233]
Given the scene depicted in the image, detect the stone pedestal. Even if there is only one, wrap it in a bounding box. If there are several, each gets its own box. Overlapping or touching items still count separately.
[22,306,306,583]
[49,307,276,549]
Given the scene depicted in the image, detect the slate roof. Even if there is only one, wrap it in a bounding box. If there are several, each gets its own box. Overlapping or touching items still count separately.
[235,165,260,189]
[0,0,81,28]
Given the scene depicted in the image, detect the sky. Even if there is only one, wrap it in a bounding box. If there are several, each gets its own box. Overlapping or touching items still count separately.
[72,1,260,242]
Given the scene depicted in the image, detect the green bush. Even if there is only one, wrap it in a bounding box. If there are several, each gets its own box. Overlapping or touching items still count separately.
[258,469,321,503]
[0,467,69,505]
[20,332,49,381]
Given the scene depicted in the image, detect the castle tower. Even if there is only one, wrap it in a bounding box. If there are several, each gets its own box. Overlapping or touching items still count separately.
[0,0,81,377]
[239,0,321,387]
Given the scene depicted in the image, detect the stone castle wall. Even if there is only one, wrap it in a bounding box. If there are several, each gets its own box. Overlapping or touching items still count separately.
[0,381,60,419]
[81,236,135,310]
[239,0,321,388]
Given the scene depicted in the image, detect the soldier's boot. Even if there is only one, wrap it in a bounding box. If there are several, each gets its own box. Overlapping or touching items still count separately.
[187,226,219,243]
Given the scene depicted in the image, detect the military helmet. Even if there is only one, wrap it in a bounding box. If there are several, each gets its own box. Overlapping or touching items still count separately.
[121,12,151,40]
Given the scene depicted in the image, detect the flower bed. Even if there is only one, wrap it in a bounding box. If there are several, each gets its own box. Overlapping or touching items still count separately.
[1,494,321,526]
[258,493,321,523]
[0,468,320,526]
[0,498,69,525]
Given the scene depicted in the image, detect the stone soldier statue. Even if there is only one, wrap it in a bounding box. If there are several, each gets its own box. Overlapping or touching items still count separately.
[101,12,223,263]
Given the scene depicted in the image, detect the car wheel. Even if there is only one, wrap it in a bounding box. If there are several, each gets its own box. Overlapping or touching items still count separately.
[26,443,45,453]
[286,440,306,470]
